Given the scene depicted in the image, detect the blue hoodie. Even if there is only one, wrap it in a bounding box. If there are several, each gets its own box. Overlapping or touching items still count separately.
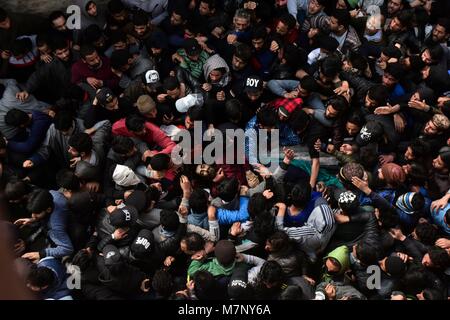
[37,257,72,300]
[431,203,450,235]
[187,211,209,230]
[39,191,74,259]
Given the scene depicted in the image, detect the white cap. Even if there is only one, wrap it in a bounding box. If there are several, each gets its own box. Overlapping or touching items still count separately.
[143,69,160,85]
[112,165,141,187]
[175,93,203,113]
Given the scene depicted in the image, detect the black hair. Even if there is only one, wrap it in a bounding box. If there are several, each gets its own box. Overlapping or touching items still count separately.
[11,38,32,57]
[327,95,349,113]
[54,111,74,131]
[110,30,127,45]
[5,109,28,127]
[79,44,97,59]
[193,270,221,300]
[68,132,93,154]
[428,246,450,269]
[406,162,428,186]
[347,113,363,127]
[72,249,93,272]
[51,35,69,52]
[436,18,450,33]
[110,49,131,69]
[283,44,307,70]
[0,84,5,100]
[49,10,65,24]
[189,188,209,214]
[256,106,278,128]
[319,55,342,78]
[225,99,242,123]
[151,270,173,299]
[300,75,319,93]
[414,222,438,246]
[401,269,427,295]
[187,105,204,121]
[217,178,239,202]
[108,0,125,14]
[410,192,425,212]
[248,193,269,220]
[408,139,429,160]
[367,85,389,106]
[133,11,149,26]
[27,189,54,214]
[149,153,170,171]
[125,114,145,132]
[250,25,268,40]
[84,24,103,44]
[348,51,368,73]
[278,13,296,30]
[160,209,180,232]
[422,288,445,300]
[289,109,310,133]
[356,240,381,266]
[385,62,404,81]
[200,0,216,10]
[111,136,134,155]
[331,9,351,29]
[4,180,30,202]
[267,231,291,254]
[182,232,205,252]
[426,44,444,63]
[396,10,412,29]
[279,285,303,300]
[56,169,80,191]
[27,266,55,289]
[163,76,179,91]
[0,8,8,23]
[289,181,311,208]
[257,261,284,286]
[36,33,50,48]
[234,43,252,62]
[253,210,275,240]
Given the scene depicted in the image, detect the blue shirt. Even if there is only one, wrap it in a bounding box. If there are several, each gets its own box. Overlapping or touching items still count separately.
[284,191,322,227]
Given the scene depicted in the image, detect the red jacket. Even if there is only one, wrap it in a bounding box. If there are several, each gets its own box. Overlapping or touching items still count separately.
[112,118,176,155]
[71,56,119,90]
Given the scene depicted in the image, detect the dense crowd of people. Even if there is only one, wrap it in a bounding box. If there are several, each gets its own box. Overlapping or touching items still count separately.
[0,0,449,300]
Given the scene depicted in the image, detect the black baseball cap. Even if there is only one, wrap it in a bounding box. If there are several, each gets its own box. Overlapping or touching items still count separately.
[109,204,138,228]
[96,87,115,106]
[244,76,263,94]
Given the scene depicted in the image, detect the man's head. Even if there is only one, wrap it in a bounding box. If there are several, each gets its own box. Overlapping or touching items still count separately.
[421,44,444,65]
[96,87,118,111]
[289,109,310,135]
[382,63,403,88]
[111,48,132,73]
[56,169,80,191]
[217,178,239,203]
[27,266,55,292]
[51,36,71,62]
[142,69,161,92]
[325,95,348,119]
[170,7,187,26]
[189,188,209,215]
[276,14,296,36]
[256,106,278,130]
[251,26,267,52]
[125,114,146,137]
[133,11,149,37]
[27,189,54,221]
[160,209,180,232]
[232,43,252,71]
[108,0,127,22]
[49,11,67,31]
[244,76,263,101]
[289,181,311,208]
[68,132,93,158]
[0,9,11,30]
[432,18,450,43]
[365,85,389,109]
[214,240,236,267]
[199,0,216,16]
[380,255,406,277]
[86,1,98,17]
[233,9,251,32]
[308,0,326,15]
[432,151,450,172]
[111,136,136,157]
[389,10,411,32]
[329,9,351,33]
[80,44,102,70]
[423,114,450,136]
[346,114,362,136]
[163,76,181,100]
[183,38,202,61]
[387,0,404,16]
[404,139,428,161]
[5,109,30,128]
[54,111,74,136]
[421,246,450,269]
[136,95,157,119]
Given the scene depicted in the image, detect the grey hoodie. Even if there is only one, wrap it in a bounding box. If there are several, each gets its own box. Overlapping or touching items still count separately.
[203,54,231,88]
[75,0,107,30]
[0,79,48,139]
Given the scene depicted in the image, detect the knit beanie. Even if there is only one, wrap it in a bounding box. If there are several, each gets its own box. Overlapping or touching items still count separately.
[395,192,416,214]
[381,163,406,187]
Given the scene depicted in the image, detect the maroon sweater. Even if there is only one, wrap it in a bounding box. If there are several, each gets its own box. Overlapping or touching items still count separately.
[71,56,119,90]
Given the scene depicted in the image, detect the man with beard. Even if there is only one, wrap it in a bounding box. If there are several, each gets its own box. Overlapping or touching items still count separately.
[71,44,120,94]
[425,18,450,69]
[382,0,406,31]
[16,36,73,105]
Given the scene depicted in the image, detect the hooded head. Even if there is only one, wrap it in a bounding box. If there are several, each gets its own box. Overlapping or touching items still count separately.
[380,163,406,188]
[203,54,230,87]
